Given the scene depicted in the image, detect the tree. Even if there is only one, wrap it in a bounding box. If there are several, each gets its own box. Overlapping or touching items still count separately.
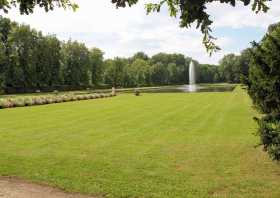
[219,54,239,83]
[245,23,280,161]
[33,34,62,87]
[6,24,39,88]
[0,16,246,93]
[219,49,252,84]
[89,48,104,86]
[61,40,90,86]
[237,48,251,83]
[128,59,150,87]
[151,62,169,85]
[0,16,14,91]
[131,52,149,62]
[198,64,220,83]
[103,57,127,87]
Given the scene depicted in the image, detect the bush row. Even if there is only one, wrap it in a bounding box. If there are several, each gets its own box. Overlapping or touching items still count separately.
[0,93,116,109]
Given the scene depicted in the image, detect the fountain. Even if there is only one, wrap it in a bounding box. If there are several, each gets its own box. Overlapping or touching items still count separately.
[188,60,197,92]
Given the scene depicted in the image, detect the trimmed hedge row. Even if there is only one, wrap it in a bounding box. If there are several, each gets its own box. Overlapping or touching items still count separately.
[0,93,116,109]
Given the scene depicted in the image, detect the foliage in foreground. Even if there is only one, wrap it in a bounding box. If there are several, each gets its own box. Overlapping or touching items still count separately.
[246,23,280,161]
[0,92,116,109]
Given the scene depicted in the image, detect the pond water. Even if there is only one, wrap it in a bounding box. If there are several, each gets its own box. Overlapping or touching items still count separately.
[118,84,236,94]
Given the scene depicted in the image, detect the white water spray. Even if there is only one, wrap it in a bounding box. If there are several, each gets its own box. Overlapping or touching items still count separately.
[188,61,197,92]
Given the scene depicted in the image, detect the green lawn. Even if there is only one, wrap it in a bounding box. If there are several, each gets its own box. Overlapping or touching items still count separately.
[0,87,279,198]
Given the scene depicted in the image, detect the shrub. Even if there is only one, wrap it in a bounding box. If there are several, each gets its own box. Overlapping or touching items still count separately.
[1,101,9,108]
[55,96,63,103]
[14,98,25,107]
[255,115,280,161]
[0,92,117,110]
[0,99,5,109]
[77,95,84,100]
[33,97,43,105]
[40,97,47,105]
[7,99,15,107]
[61,95,70,102]
[71,95,77,101]
[24,98,34,106]
[135,89,141,96]
[45,97,54,104]
[89,94,96,99]
[0,99,13,108]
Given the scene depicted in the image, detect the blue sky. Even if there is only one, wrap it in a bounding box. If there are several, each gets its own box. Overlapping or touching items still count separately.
[213,27,265,53]
[1,0,279,64]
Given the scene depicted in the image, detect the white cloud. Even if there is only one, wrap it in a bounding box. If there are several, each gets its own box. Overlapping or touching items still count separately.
[207,1,280,29]
[1,0,280,64]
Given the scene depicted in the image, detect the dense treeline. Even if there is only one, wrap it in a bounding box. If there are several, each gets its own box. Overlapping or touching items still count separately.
[218,49,251,83]
[0,16,105,93]
[0,16,235,94]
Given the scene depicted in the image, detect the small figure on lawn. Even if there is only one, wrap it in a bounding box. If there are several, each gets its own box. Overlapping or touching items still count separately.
[134,88,141,96]
[112,87,116,96]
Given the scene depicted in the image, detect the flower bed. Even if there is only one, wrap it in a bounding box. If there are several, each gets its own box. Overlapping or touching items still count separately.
[0,93,116,109]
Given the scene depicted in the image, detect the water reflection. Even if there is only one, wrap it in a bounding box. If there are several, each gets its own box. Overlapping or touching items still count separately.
[120,84,236,94]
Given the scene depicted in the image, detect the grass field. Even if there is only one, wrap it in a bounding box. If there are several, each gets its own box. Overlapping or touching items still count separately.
[0,87,279,198]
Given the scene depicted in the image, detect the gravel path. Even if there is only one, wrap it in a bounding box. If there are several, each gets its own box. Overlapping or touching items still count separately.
[0,177,96,198]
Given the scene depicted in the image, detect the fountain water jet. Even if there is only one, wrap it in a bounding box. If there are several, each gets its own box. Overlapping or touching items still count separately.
[188,60,197,92]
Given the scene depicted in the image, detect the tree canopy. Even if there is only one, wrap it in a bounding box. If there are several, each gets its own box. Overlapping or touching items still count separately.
[0,0,78,14]
[0,0,271,53]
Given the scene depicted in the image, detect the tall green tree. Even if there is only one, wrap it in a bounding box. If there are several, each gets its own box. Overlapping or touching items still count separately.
[219,54,239,83]
[103,57,127,87]
[198,64,220,83]
[61,40,90,86]
[89,48,104,86]
[246,23,280,161]
[6,24,38,88]
[0,16,14,91]
[33,34,62,87]
[128,59,150,87]
[151,62,169,85]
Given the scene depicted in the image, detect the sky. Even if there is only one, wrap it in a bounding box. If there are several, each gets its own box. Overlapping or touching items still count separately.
[1,0,280,64]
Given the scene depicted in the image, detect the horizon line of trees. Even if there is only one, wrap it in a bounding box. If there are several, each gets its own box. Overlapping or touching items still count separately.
[0,16,244,94]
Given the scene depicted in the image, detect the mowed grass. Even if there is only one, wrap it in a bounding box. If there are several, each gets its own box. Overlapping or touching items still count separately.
[0,87,279,198]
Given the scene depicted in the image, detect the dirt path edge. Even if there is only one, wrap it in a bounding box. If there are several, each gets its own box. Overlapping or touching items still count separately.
[0,176,99,198]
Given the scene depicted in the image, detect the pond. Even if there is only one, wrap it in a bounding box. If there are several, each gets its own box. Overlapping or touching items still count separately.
[117,84,236,94]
